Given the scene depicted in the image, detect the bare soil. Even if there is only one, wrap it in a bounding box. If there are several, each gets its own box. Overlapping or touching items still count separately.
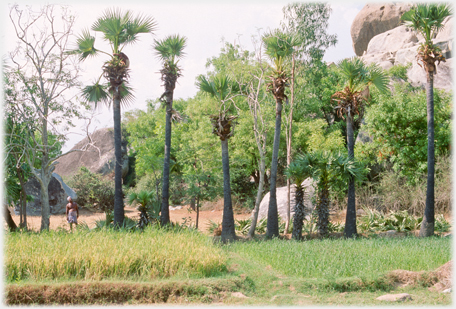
[9,204,251,234]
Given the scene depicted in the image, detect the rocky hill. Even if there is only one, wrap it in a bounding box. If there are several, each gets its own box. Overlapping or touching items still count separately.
[54,128,129,181]
[351,3,453,91]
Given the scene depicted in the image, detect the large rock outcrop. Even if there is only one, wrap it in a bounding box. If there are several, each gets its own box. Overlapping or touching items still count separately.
[360,15,453,91]
[54,128,129,180]
[257,178,315,222]
[15,173,77,215]
[351,3,412,56]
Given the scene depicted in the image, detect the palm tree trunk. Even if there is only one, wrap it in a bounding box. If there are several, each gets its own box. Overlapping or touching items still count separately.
[285,54,295,235]
[266,99,283,238]
[113,89,125,228]
[344,110,357,238]
[419,71,435,237]
[160,99,173,226]
[292,183,304,240]
[221,138,236,243]
[248,156,265,238]
[317,179,330,237]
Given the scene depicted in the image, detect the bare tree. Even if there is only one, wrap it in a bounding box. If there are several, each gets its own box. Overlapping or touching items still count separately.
[6,4,85,231]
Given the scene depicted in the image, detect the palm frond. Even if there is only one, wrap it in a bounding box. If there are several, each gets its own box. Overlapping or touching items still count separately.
[67,29,98,61]
[118,82,135,107]
[81,83,111,107]
[92,8,156,52]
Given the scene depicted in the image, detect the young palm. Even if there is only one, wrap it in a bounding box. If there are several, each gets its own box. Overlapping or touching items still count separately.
[196,74,239,243]
[401,4,452,237]
[153,34,187,226]
[71,8,156,228]
[331,58,388,238]
[262,29,299,238]
[285,154,312,240]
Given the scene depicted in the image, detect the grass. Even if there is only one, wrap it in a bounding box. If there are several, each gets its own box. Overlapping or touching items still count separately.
[226,237,451,280]
[5,227,227,282]
[4,228,452,305]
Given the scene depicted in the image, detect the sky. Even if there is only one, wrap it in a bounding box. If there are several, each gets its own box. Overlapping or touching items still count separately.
[2,0,365,152]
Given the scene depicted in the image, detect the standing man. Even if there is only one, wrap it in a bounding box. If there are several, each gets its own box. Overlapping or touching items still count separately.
[66,196,79,231]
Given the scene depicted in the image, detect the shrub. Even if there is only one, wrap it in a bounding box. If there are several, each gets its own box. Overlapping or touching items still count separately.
[67,167,115,211]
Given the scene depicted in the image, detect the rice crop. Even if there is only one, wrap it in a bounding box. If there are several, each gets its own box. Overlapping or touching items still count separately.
[5,227,227,282]
[227,236,451,280]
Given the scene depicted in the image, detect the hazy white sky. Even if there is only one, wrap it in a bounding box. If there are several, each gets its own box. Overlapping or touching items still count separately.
[3,0,365,151]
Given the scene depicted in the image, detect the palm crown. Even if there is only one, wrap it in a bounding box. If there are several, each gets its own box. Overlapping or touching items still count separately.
[262,29,299,73]
[401,4,452,45]
[71,8,156,105]
[154,34,187,75]
[332,58,388,117]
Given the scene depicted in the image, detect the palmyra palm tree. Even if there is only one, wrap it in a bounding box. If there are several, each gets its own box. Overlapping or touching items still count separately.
[153,34,187,226]
[331,58,388,238]
[401,3,452,237]
[197,74,239,243]
[285,154,312,240]
[262,29,299,238]
[71,8,156,227]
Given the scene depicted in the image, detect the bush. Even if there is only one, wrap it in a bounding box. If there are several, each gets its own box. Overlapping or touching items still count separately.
[67,167,115,211]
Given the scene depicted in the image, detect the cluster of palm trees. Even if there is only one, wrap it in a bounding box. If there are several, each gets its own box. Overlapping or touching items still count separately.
[70,3,450,239]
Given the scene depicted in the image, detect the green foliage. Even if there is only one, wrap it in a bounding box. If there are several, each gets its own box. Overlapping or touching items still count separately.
[387,63,412,81]
[360,84,451,184]
[281,2,337,60]
[128,190,160,221]
[153,34,187,73]
[67,167,115,211]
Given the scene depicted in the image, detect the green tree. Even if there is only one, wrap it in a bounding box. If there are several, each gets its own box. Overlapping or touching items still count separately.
[281,2,337,233]
[262,30,299,238]
[401,3,452,237]
[360,82,451,185]
[331,58,388,238]
[196,74,239,243]
[72,8,156,227]
[153,34,187,226]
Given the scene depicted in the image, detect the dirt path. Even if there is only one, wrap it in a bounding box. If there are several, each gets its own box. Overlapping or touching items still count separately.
[8,205,251,234]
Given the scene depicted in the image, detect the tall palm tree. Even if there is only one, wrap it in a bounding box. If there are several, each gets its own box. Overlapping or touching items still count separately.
[197,74,238,243]
[153,34,187,226]
[262,29,299,238]
[401,4,452,237]
[71,8,156,227]
[331,58,388,238]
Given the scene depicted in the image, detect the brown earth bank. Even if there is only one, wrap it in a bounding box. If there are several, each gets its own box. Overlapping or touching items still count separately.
[5,261,452,305]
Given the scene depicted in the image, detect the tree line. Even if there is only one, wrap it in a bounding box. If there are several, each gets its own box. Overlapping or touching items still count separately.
[4,3,452,242]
